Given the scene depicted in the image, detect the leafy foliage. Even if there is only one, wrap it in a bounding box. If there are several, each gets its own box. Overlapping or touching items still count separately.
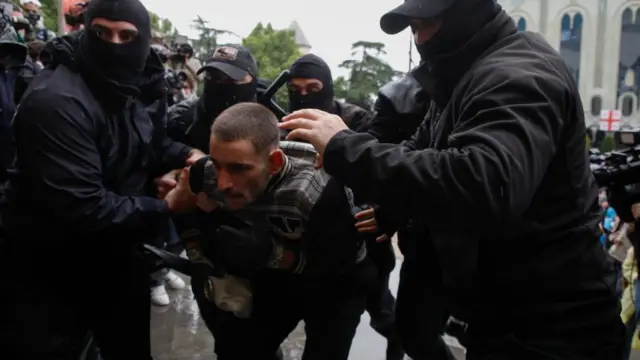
[35,0,58,33]
[242,23,301,106]
[191,16,237,64]
[334,41,402,110]
[149,11,174,36]
[599,135,616,152]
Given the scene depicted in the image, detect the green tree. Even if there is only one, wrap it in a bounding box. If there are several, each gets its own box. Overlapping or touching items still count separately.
[242,22,301,106]
[599,135,616,152]
[11,0,58,33]
[38,0,58,33]
[191,16,235,64]
[149,11,174,37]
[334,41,402,110]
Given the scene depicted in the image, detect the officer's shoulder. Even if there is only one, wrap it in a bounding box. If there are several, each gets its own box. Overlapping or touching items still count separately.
[18,86,93,131]
[379,76,421,102]
[469,33,570,97]
[339,101,371,121]
[378,76,424,114]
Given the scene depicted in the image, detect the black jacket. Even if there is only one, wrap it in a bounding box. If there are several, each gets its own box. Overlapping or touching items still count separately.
[332,100,373,133]
[2,32,192,251]
[368,74,427,144]
[322,12,617,327]
[166,97,210,151]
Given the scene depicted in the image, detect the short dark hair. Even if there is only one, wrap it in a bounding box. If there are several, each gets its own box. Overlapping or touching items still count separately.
[211,103,280,154]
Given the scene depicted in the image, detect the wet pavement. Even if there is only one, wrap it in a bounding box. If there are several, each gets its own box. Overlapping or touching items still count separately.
[150,248,466,360]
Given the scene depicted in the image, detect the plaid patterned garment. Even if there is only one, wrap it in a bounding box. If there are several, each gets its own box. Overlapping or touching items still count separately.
[199,141,365,273]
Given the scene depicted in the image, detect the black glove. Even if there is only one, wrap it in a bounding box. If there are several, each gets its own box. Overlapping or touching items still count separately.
[215,225,273,277]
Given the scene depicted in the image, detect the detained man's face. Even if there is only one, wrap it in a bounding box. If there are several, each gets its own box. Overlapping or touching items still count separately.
[208,137,284,210]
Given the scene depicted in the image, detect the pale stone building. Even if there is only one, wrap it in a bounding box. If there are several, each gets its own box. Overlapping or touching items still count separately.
[289,20,312,54]
[499,0,640,127]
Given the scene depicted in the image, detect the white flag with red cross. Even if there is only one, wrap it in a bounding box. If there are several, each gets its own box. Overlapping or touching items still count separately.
[600,110,621,132]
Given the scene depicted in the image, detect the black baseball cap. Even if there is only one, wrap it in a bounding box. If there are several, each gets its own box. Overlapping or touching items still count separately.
[197,44,258,81]
[380,0,456,35]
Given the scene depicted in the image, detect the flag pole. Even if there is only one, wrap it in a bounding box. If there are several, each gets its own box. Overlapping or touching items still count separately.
[57,0,65,35]
[408,32,413,72]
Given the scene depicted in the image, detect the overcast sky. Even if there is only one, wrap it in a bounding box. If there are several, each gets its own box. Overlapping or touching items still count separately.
[139,0,417,78]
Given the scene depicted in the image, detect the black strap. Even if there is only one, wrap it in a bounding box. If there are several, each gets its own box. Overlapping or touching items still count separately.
[142,243,192,276]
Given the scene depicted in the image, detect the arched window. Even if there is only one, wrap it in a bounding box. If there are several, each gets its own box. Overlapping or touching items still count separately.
[590,96,602,116]
[621,95,635,116]
[618,7,640,111]
[559,13,583,85]
[517,17,526,32]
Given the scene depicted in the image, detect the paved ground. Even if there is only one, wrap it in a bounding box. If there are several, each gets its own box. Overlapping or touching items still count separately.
[150,259,466,360]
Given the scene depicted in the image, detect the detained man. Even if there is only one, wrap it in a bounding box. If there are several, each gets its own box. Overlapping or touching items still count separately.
[0,0,204,358]
[280,0,624,359]
[168,103,374,360]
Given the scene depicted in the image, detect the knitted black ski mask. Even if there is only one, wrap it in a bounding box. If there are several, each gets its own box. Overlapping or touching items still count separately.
[288,54,334,112]
[80,0,151,92]
[415,0,500,62]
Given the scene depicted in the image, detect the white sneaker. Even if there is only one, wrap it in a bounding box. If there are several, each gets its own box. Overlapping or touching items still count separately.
[151,285,170,306]
[164,270,186,290]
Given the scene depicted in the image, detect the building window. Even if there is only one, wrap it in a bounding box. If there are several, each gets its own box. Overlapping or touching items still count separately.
[618,7,640,110]
[590,96,602,116]
[517,17,526,32]
[621,95,635,116]
[559,13,583,86]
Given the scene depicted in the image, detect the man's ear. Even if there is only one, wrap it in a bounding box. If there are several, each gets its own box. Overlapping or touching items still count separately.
[267,148,285,175]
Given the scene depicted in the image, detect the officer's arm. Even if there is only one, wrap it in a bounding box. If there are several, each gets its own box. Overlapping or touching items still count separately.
[302,178,362,275]
[148,99,193,171]
[367,97,404,143]
[322,69,564,228]
[15,92,170,233]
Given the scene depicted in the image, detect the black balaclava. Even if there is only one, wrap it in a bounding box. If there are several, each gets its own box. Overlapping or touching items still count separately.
[288,54,334,112]
[413,0,501,105]
[201,78,258,118]
[415,0,500,62]
[80,0,151,93]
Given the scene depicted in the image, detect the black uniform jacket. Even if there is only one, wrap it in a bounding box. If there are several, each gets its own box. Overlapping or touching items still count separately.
[2,33,192,255]
[322,11,618,329]
[368,74,428,144]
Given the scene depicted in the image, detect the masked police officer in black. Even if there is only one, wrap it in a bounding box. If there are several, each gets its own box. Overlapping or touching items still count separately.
[166,44,259,152]
[287,54,372,132]
[281,0,625,359]
[0,0,205,358]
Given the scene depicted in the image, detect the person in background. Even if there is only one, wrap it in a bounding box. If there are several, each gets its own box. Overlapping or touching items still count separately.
[152,30,165,46]
[602,199,621,249]
[20,0,54,42]
[621,223,638,359]
[168,42,201,96]
[287,54,372,132]
[166,44,259,152]
[0,15,26,192]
